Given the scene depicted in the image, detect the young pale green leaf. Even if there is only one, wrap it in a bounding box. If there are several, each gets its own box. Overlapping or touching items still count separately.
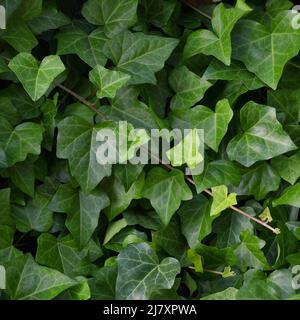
[56,27,107,68]
[227,102,297,167]
[82,0,138,37]
[184,0,252,65]
[6,254,76,300]
[116,243,180,300]
[273,183,300,207]
[0,118,44,169]
[170,99,233,152]
[210,185,237,217]
[142,168,192,226]
[168,66,212,110]
[232,10,300,89]
[9,53,65,101]
[89,65,131,99]
[193,160,241,194]
[103,30,179,85]
[166,128,203,169]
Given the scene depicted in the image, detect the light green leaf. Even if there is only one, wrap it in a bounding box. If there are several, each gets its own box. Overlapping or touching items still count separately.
[82,0,138,37]
[170,99,233,152]
[232,10,300,89]
[6,254,76,300]
[184,0,252,65]
[142,168,192,226]
[236,279,280,300]
[210,185,237,217]
[103,30,179,85]
[166,128,203,169]
[104,218,128,245]
[187,249,203,273]
[9,53,65,101]
[227,101,297,167]
[116,243,180,300]
[168,66,212,110]
[89,65,131,99]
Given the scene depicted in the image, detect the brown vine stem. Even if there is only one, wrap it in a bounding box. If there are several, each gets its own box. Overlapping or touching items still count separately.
[56,83,107,119]
[182,0,212,20]
[57,84,280,235]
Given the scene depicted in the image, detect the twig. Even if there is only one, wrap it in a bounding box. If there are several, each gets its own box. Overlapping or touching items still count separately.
[0,54,279,234]
[182,0,212,20]
[56,83,107,119]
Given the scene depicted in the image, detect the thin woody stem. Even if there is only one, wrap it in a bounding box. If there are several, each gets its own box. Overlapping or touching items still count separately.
[57,84,279,234]
[0,53,278,234]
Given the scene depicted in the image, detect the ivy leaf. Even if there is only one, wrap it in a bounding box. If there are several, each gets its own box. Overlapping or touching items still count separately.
[36,234,91,277]
[232,10,300,89]
[234,231,269,271]
[28,3,71,34]
[0,20,38,52]
[178,195,214,247]
[82,0,138,37]
[168,66,212,110]
[227,101,297,167]
[232,162,281,200]
[184,0,252,65]
[193,160,241,194]
[236,279,280,300]
[103,30,179,85]
[12,192,53,233]
[0,188,13,226]
[116,243,180,300]
[142,168,192,226]
[89,65,131,99]
[0,118,44,169]
[9,53,65,101]
[49,184,109,248]
[214,208,254,248]
[271,151,300,185]
[170,99,233,152]
[166,128,203,169]
[201,287,238,300]
[210,185,237,217]
[6,254,76,300]
[57,116,112,194]
[56,27,107,68]
[273,183,300,207]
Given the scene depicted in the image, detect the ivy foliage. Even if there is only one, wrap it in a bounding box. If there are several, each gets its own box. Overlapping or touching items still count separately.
[0,0,300,300]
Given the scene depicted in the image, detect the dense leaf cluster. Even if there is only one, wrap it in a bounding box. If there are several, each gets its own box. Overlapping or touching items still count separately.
[0,0,300,300]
